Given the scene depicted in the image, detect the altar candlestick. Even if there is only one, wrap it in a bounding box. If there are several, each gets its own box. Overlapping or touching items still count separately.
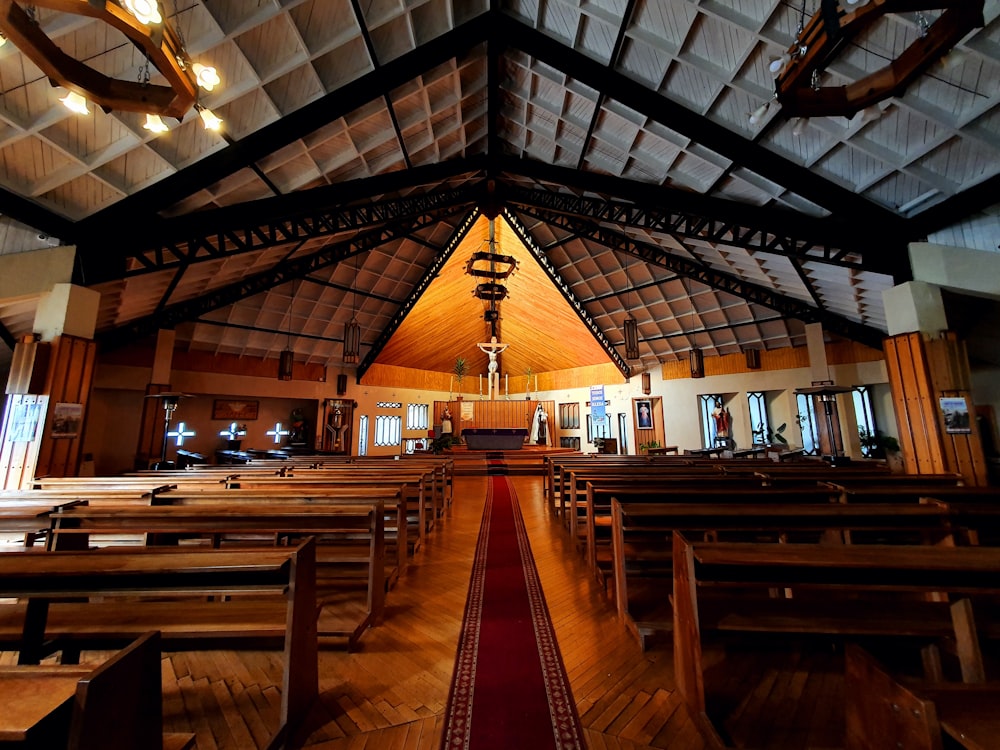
[505,373,508,396]
[479,374,482,394]
[535,375,538,393]
[449,375,453,394]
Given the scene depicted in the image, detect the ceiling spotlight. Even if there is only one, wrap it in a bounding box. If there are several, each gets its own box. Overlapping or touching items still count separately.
[791,117,809,136]
[198,106,223,131]
[123,0,162,25]
[748,101,770,126]
[0,32,6,47]
[60,91,90,114]
[143,113,169,133]
[850,104,883,126]
[845,0,870,6]
[192,63,220,91]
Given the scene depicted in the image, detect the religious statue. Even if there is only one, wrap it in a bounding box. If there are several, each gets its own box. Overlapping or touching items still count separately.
[530,403,548,446]
[712,401,731,439]
[441,407,453,437]
[477,335,509,374]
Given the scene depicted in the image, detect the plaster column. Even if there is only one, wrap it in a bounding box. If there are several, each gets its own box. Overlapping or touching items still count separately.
[134,329,178,470]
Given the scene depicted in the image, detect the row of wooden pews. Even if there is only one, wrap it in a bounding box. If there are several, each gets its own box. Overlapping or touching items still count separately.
[546,453,1000,748]
[0,453,456,748]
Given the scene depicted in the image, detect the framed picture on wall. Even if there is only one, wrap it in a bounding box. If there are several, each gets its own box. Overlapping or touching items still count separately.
[212,399,259,421]
[940,397,971,434]
[51,402,83,439]
[635,400,653,429]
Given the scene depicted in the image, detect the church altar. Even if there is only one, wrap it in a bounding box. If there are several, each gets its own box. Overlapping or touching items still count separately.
[462,428,529,450]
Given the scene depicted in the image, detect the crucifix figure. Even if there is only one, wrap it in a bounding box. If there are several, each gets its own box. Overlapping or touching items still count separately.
[477,335,509,400]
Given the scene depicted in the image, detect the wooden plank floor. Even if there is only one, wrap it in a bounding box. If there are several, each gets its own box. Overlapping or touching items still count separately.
[3,475,711,749]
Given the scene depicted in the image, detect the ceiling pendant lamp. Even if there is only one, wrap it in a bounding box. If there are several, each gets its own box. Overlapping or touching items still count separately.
[278,284,295,381]
[343,255,361,364]
[622,228,640,360]
[690,348,704,378]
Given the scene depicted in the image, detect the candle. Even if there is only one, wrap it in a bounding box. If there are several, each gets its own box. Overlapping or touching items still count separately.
[479,374,482,394]
[449,375,453,394]
[535,375,538,393]
[505,373,509,395]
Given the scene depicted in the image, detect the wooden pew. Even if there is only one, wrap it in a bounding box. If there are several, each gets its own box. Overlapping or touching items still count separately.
[610,499,966,647]
[582,482,841,577]
[45,503,386,645]
[671,534,1000,734]
[0,631,195,750]
[0,540,318,747]
[844,643,1000,750]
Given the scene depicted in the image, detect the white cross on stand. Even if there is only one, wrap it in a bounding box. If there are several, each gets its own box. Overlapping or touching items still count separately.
[166,421,196,446]
[266,422,291,444]
[219,422,246,440]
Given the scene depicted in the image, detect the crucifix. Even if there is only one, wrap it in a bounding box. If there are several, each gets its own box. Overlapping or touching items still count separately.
[477,335,509,401]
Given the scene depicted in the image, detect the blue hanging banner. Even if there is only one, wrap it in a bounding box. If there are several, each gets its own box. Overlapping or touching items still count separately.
[590,385,606,424]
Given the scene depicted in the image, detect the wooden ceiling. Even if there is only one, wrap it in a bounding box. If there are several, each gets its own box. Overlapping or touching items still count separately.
[375,215,615,377]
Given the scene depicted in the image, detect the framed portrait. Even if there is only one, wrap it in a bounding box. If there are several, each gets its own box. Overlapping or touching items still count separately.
[212,399,259,421]
[635,400,653,429]
[940,397,971,434]
[51,402,83,439]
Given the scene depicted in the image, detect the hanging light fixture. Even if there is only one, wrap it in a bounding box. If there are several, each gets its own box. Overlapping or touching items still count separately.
[143,114,169,133]
[343,255,361,364]
[278,284,295,381]
[60,91,90,115]
[690,348,705,378]
[622,227,640,360]
[0,1,222,121]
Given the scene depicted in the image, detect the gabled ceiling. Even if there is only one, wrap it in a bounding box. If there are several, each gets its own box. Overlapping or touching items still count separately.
[0,1,997,378]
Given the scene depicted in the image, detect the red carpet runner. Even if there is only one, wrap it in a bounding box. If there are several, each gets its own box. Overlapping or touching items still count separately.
[441,475,585,749]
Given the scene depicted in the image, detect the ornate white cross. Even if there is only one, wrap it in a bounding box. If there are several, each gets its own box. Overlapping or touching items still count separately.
[166,421,196,446]
[219,422,246,440]
[266,422,291,444]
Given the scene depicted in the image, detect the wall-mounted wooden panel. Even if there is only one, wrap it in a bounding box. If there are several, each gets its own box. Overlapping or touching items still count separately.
[660,341,883,382]
[34,335,97,478]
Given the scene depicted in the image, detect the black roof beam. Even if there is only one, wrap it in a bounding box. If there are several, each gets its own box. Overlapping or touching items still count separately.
[504,183,868,270]
[96,192,476,284]
[76,14,493,235]
[96,206,468,351]
[503,208,633,378]
[511,205,886,350]
[357,209,481,380]
[497,15,911,241]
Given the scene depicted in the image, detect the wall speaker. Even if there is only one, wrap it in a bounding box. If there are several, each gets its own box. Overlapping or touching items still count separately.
[641,371,651,395]
[745,348,761,369]
[336,373,348,395]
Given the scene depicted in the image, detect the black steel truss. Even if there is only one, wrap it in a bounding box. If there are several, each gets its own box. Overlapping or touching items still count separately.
[502,209,633,379]
[496,14,911,238]
[356,209,481,380]
[102,190,477,282]
[97,206,468,351]
[510,205,887,350]
[504,185,867,270]
[0,320,16,350]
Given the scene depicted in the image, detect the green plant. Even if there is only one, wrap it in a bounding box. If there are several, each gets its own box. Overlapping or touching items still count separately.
[859,427,900,458]
[753,421,788,446]
[430,434,459,454]
[453,356,468,385]
[638,440,660,453]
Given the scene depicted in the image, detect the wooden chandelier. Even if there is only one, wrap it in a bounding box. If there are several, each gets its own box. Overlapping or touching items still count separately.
[774,0,985,119]
[0,0,198,117]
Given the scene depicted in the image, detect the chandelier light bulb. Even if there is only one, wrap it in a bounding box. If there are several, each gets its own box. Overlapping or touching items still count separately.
[199,107,223,131]
[143,113,169,133]
[60,91,90,114]
[123,0,162,25]
[192,63,221,91]
[748,101,769,126]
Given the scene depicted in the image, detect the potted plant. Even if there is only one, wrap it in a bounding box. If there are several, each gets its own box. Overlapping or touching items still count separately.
[453,356,468,400]
[753,421,788,447]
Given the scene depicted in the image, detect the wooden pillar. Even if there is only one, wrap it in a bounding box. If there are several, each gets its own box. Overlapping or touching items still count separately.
[883,331,987,485]
[134,330,177,470]
[1,282,100,487]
